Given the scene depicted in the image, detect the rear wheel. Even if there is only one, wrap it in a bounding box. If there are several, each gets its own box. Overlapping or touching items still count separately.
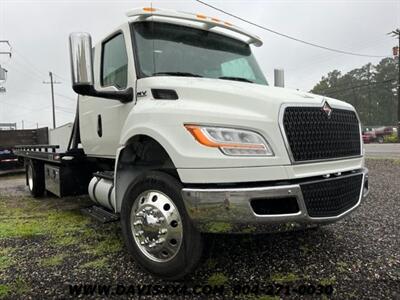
[121,171,203,280]
[26,159,45,197]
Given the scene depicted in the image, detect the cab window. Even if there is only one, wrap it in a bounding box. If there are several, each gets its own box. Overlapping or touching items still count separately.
[101,33,128,89]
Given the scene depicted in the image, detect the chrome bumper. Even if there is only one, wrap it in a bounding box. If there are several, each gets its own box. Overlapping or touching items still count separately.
[181,168,369,233]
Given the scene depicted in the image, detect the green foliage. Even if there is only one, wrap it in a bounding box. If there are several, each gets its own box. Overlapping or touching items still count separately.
[384,132,398,143]
[310,58,398,126]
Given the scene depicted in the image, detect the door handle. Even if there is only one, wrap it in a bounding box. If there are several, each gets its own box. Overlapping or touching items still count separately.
[97,114,102,137]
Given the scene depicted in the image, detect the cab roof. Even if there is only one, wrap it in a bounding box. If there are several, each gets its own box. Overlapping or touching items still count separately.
[126,7,263,47]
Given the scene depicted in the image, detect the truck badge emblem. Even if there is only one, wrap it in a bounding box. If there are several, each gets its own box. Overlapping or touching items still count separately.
[137,91,147,97]
[322,101,333,118]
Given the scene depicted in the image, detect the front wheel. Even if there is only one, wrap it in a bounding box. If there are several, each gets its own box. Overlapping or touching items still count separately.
[120,171,203,280]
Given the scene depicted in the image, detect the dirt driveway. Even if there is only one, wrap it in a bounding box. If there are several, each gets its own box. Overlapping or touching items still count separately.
[0,159,399,299]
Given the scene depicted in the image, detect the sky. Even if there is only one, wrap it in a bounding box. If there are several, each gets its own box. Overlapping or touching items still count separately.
[0,0,399,129]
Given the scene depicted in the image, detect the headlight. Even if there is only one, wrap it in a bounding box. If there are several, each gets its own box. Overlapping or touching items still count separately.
[184,125,273,156]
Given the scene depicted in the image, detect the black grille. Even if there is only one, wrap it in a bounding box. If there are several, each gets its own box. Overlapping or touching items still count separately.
[282,106,361,162]
[301,174,363,217]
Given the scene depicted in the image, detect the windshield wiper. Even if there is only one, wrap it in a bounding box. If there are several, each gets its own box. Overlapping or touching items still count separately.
[152,72,203,78]
[218,76,254,83]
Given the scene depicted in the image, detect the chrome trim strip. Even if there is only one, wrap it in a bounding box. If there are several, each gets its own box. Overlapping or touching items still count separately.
[278,100,363,165]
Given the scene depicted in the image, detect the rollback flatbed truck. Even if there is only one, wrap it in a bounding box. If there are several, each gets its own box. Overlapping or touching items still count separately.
[14,7,369,280]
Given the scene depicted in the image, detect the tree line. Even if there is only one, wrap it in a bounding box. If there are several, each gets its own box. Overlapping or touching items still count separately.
[310,58,399,126]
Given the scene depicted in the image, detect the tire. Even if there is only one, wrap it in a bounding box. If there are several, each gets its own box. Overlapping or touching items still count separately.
[26,159,45,197]
[120,171,203,280]
[377,136,384,144]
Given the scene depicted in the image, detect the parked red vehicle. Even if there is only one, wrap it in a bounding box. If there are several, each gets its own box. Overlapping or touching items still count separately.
[362,126,394,144]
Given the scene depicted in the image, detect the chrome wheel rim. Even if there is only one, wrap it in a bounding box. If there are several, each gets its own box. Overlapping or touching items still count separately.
[27,165,33,191]
[130,190,183,263]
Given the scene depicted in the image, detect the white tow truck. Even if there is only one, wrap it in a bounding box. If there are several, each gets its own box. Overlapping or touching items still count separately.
[15,7,369,279]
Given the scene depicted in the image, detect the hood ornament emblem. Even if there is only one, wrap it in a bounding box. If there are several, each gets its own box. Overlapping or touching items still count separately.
[322,100,333,118]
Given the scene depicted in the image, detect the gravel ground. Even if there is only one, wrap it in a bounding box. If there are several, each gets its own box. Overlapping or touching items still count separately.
[0,159,399,299]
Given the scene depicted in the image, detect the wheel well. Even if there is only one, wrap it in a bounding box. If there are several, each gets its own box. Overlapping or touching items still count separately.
[114,135,180,212]
[118,135,177,176]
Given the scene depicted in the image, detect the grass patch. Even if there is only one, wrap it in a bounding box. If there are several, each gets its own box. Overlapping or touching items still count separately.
[246,296,280,300]
[336,261,349,273]
[12,278,29,295]
[40,254,66,267]
[0,278,30,299]
[0,197,89,240]
[207,272,228,286]
[319,276,336,285]
[0,285,10,299]
[299,244,312,255]
[206,222,232,233]
[0,247,15,270]
[270,273,300,283]
[205,258,217,269]
[80,257,109,269]
[240,225,257,233]
[82,235,123,256]
[53,235,80,246]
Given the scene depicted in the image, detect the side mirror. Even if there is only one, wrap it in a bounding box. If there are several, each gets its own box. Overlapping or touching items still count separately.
[69,32,133,103]
[69,32,94,87]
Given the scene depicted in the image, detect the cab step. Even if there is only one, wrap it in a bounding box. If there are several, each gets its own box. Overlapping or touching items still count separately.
[93,170,114,181]
[81,205,119,223]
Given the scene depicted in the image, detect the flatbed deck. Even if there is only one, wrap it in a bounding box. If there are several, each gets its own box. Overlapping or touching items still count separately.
[13,145,63,164]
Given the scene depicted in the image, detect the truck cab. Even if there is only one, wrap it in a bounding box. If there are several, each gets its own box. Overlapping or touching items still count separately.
[19,7,369,280]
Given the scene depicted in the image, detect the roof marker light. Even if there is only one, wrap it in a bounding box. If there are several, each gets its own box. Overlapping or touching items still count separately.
[211,17,220,22]
[143,7,156,12]
[196,14,207,19]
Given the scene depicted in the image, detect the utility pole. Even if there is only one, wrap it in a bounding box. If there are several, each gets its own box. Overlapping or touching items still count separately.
[43,72,61,129]
[388,29,400,142]
[367,63,372,125]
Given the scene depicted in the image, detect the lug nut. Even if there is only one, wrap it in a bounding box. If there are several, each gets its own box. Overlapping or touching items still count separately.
[159,228,168,235]
[135,230,144,237]
[133,220,143,226]
[156,238,165,244]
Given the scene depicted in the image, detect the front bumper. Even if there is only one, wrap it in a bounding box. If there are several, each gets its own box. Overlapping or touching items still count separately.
[181,168,369,233]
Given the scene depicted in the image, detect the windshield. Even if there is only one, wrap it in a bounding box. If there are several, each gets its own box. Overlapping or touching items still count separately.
[131,22,268,85]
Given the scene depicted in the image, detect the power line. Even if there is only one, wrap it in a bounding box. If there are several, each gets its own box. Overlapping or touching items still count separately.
[54,92,76,102]
[12,49,49,78]
[195,0,388,58]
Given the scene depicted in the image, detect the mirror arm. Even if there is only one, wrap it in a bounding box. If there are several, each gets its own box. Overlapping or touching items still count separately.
[72,84,133,103]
